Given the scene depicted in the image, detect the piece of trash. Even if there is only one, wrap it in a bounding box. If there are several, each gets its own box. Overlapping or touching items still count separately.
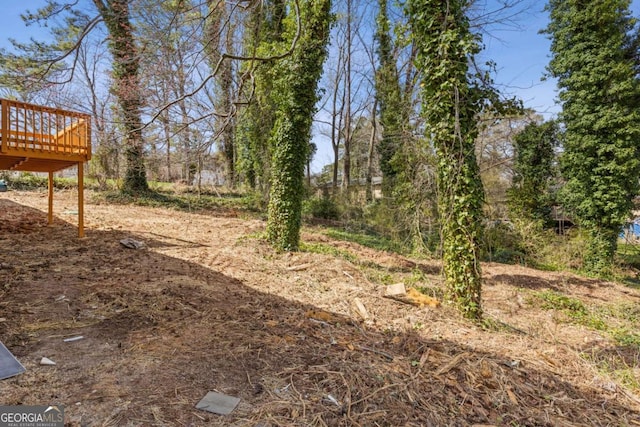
[385,283,406,296]
[119,238,146,250]
[195,391,241,415]
[40,357,56,366]
[62,210,79,215]
[0,341,25,380]
[63,336,84,342]
[55,295,66,301]
[0,180,7,192]
[326,394,340,407]
[504,360,521,368]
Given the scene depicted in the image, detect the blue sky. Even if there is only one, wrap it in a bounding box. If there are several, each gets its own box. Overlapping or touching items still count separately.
[482,0,640,119]
[0,3,48,46]
[480,1,559,118]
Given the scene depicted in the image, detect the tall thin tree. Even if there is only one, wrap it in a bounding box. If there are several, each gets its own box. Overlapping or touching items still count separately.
[205,1,238,187]
[94,0,148,194]
[341,0,354,191]
[374,0,404,197]
[0,1,149,193]
[407,0,486,319]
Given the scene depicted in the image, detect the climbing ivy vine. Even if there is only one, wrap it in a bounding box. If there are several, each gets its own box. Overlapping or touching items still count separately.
[508,119,559,227]
[407,0,485,319]
[265,0,332,251]
[236,0,287,191]
[374,0,404,196]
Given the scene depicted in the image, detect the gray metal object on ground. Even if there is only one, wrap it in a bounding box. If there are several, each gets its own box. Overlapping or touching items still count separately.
[195,391,241,415]
[0,341,25,380]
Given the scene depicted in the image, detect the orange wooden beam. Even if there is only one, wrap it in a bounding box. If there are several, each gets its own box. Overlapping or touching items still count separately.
[78,162,84,238]
[48,171,54,226]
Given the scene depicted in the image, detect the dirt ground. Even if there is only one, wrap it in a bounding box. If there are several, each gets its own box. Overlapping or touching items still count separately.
[1,189,640,426]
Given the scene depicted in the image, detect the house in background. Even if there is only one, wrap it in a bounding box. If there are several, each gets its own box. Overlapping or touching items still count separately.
[621,213,640,242]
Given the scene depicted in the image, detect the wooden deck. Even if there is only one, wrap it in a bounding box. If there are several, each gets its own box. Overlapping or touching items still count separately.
[0,99,91,171]
[0,99,91,237]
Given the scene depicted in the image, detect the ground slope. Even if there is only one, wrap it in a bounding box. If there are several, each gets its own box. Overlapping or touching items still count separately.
[1,190,639,426]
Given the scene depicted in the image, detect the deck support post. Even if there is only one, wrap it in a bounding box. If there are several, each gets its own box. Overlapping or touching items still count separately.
[48,171,54,225]
[78,162,84,238]
[1,100,7,153]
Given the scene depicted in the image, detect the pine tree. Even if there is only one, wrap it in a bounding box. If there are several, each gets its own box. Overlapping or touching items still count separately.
[545,0,640,274]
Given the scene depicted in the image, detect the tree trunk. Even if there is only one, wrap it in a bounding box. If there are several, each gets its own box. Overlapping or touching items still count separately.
[266,0,332,251]
[366,99,378,202]
[163,114,171,181]
[330,65,344,190]
[409,0,484,319]
[95,0,148,194]
[220,53,235,187]
[341,0,353,192]
[206,1,238,188]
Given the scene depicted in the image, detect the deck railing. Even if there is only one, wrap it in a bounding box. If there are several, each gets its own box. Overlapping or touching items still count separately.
[0,99,91,160]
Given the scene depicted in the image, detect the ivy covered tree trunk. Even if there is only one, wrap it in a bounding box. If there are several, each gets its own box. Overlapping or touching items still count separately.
[408,0,485,319]
[236,0,287,192]
[220,58,236,187]
[374,0,404,197]
[545,0,640,275]
[266,0,332,251]
[94,0,148,194]
[507,120,559,226]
